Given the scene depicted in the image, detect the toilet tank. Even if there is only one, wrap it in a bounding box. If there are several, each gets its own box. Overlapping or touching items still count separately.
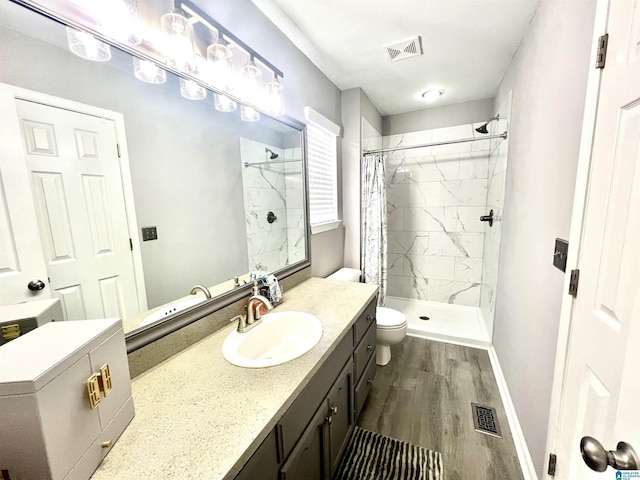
[326,268,362,282]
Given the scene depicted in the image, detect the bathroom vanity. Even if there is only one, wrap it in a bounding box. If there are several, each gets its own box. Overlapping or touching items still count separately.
[90,278,378,480]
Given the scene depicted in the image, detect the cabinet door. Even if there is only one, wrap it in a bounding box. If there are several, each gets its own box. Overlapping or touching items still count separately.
[280,401,329,480]
[327,362,353,476]
[235,429,279,480]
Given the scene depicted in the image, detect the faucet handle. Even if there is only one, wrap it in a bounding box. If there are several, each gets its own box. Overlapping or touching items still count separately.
[230,314,247,332]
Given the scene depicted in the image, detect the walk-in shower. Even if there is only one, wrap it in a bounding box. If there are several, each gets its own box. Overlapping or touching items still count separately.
[363,110,511,348]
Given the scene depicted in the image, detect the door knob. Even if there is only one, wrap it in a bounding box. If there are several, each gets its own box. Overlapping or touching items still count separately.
[580,436,640,472]
[27,279,46,291]
[480,209,494,227]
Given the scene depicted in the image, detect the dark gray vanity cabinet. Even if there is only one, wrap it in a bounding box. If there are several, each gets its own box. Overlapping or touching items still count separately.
[280,361,353,480]
[234,296,378,480]
[353,299,377,420]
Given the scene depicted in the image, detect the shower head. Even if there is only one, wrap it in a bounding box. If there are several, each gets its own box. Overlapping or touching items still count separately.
[265,148,279,159]
[475,115,500,134]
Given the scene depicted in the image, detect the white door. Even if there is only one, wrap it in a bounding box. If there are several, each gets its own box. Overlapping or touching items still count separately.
[14,99,141,320]
[552,0,640,477]
[0,99,50,305]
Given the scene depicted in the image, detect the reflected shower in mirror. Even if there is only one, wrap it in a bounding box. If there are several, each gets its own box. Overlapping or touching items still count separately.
[0,1,307,335]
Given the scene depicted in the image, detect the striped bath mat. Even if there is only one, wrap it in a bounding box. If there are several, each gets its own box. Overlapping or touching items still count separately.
[334,426,443,480]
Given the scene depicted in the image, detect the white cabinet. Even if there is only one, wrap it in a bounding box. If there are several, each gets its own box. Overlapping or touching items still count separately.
[0,318,134,480]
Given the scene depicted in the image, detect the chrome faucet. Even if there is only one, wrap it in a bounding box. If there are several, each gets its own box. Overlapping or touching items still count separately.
[230,293,274,333]
[247,294,273,325]
[189,284,211,299]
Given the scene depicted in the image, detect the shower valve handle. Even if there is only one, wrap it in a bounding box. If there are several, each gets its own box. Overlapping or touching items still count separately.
[480,210,494,227]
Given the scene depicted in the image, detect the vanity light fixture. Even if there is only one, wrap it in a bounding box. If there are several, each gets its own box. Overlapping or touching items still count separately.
[421,89,445,103]
[180,78,207,100]
[265,74,285,117]
[240,56,262,103]
[241,105,260,122]
[133,57,167,84]
[66,27,111,61]
[214,93,238,112]
[160,8,195,72]
[99,0,142,46]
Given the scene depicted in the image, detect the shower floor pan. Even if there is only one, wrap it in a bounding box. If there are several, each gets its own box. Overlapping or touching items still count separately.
[386,296,491,348]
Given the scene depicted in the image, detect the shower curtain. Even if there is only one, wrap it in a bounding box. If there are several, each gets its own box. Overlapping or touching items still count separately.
[361,153,387,305]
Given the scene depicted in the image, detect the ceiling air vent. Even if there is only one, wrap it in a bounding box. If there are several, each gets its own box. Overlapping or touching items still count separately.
[384,36,423,62]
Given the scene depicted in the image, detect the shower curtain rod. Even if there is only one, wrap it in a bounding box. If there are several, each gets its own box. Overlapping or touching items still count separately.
[244,159,302,167]
[363,131,508,155]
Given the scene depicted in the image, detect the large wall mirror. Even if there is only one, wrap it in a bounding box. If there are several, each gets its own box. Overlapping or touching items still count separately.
[0,1,309,345]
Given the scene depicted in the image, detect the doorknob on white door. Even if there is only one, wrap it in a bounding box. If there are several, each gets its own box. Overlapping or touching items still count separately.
[27,279,46,292]
[580,436,640,472]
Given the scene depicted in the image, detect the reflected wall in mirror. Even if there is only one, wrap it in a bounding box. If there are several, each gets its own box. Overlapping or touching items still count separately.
[0,1,308,336]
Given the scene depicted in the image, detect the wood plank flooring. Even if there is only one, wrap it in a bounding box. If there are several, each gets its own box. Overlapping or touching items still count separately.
[357,337,524,480]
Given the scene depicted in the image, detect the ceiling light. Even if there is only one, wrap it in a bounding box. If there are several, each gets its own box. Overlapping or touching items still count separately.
[421,89,444,103]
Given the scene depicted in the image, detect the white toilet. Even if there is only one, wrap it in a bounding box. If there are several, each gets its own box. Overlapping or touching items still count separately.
[326,268,407,366]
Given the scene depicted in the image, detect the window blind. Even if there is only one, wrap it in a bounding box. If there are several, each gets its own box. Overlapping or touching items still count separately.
[306,110,339,227]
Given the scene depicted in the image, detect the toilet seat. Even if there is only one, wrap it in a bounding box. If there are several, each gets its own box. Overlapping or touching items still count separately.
[376,307,407,329]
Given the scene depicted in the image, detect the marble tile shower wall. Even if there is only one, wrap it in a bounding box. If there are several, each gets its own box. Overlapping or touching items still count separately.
[383,123,492,306]
[284,147,305,265]
[480,99,511,336]
[240,138,288,273]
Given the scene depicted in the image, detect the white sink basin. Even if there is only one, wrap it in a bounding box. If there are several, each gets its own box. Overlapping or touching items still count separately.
[222,311,323,368]
[140,297,206,327]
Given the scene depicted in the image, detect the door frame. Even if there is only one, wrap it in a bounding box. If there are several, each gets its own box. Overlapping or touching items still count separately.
[0,82,148,313]
[543,0,612,474]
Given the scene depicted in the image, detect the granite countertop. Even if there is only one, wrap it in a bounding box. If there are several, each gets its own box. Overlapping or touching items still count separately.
[92,277,378,480]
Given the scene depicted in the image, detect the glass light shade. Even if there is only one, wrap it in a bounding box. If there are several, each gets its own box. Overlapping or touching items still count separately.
[133,58,166,84]
[66,27,111,62]
[240,59,262,79]
[208,55,234,92]
[265,77,285,116]
[180,78,206,100]
[239,58,262,104]
[241,105,260,122]
[214,93,237,112]
[161,9,195,71]
[101,0,142,46]
[207,39,232,61]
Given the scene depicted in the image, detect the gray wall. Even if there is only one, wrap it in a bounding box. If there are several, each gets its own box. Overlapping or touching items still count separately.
[0,13,253,309]
[492,0,597,474]
[342,88,382,270]
[382,98,495,136]
[193,0,344,278]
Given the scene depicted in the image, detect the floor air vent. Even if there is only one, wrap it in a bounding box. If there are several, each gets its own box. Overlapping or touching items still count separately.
[472,403,502,438]
[384,36,423,62]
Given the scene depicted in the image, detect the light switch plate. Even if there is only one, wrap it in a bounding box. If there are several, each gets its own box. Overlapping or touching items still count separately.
[141,226,157,241]
[553,238,569,272]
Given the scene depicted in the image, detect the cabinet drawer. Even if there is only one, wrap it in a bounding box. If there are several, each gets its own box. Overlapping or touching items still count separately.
[353,298,376,347]
[278,332,352,459]
[354,354,377,420]
[353,322,376,383]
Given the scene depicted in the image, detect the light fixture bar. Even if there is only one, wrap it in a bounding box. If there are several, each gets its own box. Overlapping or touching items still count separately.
[179,0,284,78]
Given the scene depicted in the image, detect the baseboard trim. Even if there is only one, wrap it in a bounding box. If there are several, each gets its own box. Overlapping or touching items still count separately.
[488,346,538,480]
